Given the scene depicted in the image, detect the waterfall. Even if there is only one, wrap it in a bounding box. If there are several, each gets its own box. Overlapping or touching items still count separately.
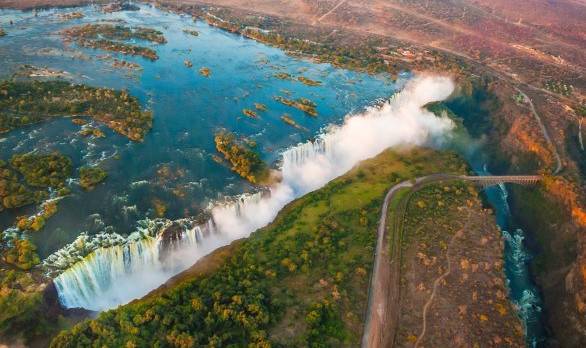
[183,219,216,247]
[54,237,160,309]
[49,193,263,311]
[49,75,456,311]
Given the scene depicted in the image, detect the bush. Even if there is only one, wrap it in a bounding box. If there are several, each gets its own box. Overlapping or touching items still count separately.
[79,166,108,190]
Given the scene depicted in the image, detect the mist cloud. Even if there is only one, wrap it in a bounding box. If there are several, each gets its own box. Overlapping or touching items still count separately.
[211,75,455,237]
[54,75,456,311]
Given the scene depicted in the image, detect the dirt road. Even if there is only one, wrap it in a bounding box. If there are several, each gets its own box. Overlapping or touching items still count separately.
[361,174,541,347]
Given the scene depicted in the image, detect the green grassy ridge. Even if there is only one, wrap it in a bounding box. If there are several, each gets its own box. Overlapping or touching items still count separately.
[50,148,467,347]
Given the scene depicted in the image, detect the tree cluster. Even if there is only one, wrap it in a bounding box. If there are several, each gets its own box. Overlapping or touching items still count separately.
[79,166,108,191]
[214,131,269,184]
[0,80,153,141]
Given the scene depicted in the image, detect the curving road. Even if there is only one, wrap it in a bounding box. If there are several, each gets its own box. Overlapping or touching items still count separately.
[513,87,563,174]
[361,174,541,348]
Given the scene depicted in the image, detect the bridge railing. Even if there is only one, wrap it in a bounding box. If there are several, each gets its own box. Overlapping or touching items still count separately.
[459,175,542,186]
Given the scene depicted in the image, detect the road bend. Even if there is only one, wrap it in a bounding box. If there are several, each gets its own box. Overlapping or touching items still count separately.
[361,174,542,348]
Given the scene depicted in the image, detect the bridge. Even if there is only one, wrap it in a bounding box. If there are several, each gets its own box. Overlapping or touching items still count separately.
[361,174,543,348]
[459,175,542,187]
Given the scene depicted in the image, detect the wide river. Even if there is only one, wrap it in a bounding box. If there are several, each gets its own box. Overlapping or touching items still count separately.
[0,4,397,256]
[0,3,544,345]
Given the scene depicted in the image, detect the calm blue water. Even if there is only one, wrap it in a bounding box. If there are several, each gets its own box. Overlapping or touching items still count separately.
[0,4,398,257]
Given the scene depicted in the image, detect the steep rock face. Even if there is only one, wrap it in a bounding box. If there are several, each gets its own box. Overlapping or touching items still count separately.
[43,280,94,319]
[158,221,185,263]
[438,77,585,344]
[47,149,471,347]
[484,81,586,345]
[509,177,586,346]
[509,183,585,346]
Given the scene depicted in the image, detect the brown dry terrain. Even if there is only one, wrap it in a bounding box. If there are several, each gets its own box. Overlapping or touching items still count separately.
[396,183,524,347]
[145,1,583,344]
[156,0,585,90]
[1,0,584,345]
[147,0,584,186]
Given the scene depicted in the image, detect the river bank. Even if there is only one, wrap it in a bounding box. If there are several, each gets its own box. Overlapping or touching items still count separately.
[1,1,583,346]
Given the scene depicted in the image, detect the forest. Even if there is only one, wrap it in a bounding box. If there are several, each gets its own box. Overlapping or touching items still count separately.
[79,166,108,191]
[62,23,166,61]
[63,24,166,44]
[214,131,269,184]
[0,79,153,141]
[0,153,71,212]
[50,148,468,347]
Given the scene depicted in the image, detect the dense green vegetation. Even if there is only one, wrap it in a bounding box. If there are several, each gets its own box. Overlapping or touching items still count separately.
[0,80,152,140]
[1,153,72,273]
[79,39,159,60]
[16,200,59,233]
[50,148,468,347]
[0,160,36,210]
[79,166,108,191]
[3,238,40,271]
[11,153,72,189]
[0,153,71,211]
[64,24,166,43]
[214,131,269,184]
[62,24,165,60]
[79,127,105,138]
[0,268,60,343]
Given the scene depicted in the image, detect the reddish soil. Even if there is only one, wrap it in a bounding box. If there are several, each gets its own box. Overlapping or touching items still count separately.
[396,188,524,347]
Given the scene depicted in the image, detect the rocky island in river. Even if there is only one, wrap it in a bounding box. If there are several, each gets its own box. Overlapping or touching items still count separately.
[0,1,584,347]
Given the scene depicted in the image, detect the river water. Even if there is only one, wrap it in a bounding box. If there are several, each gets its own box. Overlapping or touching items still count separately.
[0,3,545,345]
[485,183,546,346]
[0,4,396,257]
